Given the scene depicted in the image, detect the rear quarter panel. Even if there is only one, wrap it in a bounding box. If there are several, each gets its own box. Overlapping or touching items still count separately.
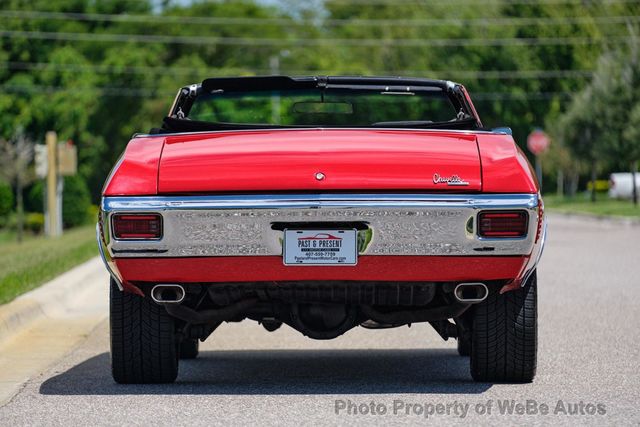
[103,136,165,196]
[476,133,539,194]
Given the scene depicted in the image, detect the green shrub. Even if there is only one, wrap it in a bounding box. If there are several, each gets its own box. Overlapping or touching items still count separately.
[25,212,45,234]
[27,181,44,213]
[62,176,92,228]
[0,181,14,219]
[25,177,93,228]
[86,204,99,224]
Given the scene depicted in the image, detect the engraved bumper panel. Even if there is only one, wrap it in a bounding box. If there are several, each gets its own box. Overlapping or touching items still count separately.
[100,194,540,258]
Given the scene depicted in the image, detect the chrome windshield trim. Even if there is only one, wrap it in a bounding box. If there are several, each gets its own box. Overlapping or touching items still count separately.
[133,127,503,139]
[102,193,538,211]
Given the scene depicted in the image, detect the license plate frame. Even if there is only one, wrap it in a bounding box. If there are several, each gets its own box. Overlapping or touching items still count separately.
[283,229,358,266]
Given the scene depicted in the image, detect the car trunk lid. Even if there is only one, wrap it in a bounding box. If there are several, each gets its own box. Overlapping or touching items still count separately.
[157,129,482,193]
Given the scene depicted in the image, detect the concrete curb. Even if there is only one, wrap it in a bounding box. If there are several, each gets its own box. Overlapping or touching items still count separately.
[0,257,105,344]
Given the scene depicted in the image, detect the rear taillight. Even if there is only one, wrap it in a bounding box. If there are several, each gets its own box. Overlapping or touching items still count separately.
[478,211,528,238]
[112,214,162,239]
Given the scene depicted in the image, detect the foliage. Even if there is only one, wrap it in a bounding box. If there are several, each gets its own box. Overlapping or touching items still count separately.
[555,35,640,202]
[62,175,91,228]
[0,180,13,219]
[1,1,640,199]
[26,180,43,213]
[25,176,97,228]
[25,212,44,234]
[0,131,34,241]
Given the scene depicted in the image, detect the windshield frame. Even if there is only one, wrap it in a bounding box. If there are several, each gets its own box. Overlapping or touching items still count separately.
[166,75,482,132]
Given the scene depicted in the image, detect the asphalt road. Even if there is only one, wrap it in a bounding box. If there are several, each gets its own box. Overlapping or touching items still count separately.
[0,214,639,426]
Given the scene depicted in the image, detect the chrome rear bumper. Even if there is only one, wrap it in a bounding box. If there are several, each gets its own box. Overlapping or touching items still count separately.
[99,193,541,259]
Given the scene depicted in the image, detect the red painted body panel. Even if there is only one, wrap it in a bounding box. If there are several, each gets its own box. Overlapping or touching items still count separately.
[103,136,164,196]
[476,133,539,193]
[157,129,482,193]
[103,129,539,197]
[114,255,527,284]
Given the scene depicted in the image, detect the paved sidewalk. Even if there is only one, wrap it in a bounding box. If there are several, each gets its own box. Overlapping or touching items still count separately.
[0,257,108,405]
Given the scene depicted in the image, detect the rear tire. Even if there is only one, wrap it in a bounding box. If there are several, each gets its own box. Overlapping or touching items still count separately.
[470,272,537,383]
[110,279,179,384]
[457,334,471,356]
[179,339,200,359]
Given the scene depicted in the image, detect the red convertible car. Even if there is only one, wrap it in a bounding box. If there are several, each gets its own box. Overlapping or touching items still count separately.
[98,76,546,384]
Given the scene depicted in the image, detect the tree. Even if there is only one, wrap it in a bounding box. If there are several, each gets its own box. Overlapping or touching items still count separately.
[0,130,34,242]
[553,31,640,204]
[622,104,640,205]
[2,0,640,201]
[0,180,13,223]
[555,87,602,202]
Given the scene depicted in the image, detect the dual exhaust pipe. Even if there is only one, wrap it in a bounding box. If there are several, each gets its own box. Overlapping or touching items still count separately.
[151,282,488,305]
[151,284,185,304]
[453,282,488,304]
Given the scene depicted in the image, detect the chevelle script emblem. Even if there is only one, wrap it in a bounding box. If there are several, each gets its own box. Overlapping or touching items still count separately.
[433,173,470,186]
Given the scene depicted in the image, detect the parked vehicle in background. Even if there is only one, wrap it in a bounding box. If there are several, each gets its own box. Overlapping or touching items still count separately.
[609,173,640,200]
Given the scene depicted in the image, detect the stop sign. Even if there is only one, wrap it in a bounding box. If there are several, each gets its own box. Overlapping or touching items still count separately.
[527,130,550,156]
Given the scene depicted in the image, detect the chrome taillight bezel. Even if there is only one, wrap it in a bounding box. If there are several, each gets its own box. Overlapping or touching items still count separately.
[111,213,163,240]
[477,210,529,239]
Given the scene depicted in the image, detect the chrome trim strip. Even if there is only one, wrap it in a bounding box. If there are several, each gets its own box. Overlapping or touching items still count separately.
[102,193,538,211]
[96,222,124,290]
[100,193,540,259]
[133,126,505,139]
[520,216,547,287]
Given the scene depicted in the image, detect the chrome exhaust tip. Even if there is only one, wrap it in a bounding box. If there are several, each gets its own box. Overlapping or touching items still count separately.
[151,284,185,304]
[454,282,488,304]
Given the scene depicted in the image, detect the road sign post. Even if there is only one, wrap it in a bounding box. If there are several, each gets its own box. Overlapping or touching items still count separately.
[527,129,551,188]
[45,131,61,237]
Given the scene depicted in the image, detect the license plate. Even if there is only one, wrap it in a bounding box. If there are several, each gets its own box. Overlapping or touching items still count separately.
[283,229,358,265]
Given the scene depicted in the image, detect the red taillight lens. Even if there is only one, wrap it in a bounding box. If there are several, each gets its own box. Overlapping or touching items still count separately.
[478,211,528,238]
[112,214,162,239]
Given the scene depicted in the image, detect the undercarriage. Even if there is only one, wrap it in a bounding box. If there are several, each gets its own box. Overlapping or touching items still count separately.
[141,280,496,341]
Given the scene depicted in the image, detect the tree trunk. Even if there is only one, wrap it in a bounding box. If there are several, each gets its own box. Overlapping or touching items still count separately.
[632,160,638,206]
[557,169,564,198]
[16,174,24,243]
[590,159,597,203]
[569,172,579,197]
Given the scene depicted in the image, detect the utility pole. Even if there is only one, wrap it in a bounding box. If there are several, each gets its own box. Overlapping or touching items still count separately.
[40,133,77,237]
[45,131,61,237]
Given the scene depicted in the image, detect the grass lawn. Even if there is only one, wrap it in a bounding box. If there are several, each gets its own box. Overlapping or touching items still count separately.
[0,225,98,305]
[544,194,640,218]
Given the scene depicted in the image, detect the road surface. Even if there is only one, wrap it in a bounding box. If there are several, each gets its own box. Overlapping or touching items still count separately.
[0,214,639,426]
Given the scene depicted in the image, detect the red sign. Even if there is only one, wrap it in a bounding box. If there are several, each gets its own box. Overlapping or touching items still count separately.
[527,130,550,155]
